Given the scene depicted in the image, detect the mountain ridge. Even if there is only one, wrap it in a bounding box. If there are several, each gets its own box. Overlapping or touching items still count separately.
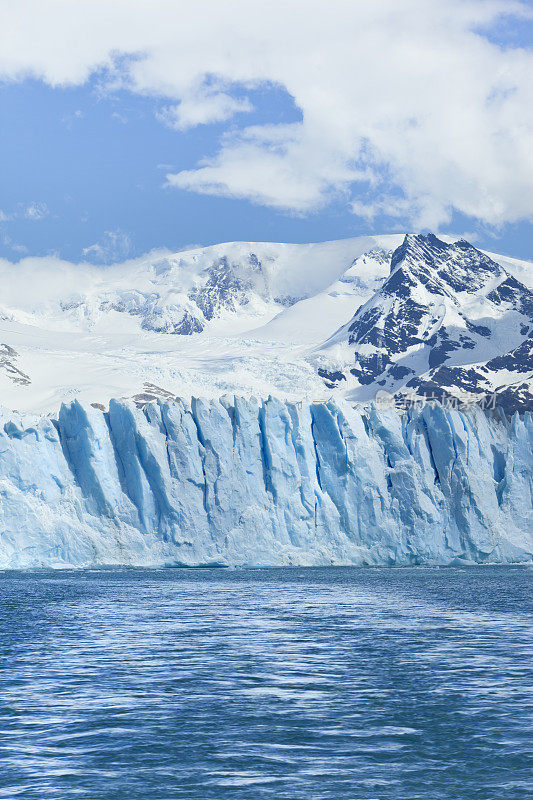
[317,234,532,412]
[0,233,530,414]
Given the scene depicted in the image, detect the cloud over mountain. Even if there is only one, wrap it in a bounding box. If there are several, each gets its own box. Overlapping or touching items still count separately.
[1,0,532,228]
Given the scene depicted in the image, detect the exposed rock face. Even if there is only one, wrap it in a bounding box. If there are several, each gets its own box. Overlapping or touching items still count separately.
[320,234,533,413]
[0,344,31,386]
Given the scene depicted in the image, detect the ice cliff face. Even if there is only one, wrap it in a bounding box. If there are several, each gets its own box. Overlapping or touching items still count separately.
[0,397,531,568]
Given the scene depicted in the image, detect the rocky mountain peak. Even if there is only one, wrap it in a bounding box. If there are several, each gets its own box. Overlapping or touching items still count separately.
[318,234,533,412]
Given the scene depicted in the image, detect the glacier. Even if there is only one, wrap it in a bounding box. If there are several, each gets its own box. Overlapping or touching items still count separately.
[0,396,531,568]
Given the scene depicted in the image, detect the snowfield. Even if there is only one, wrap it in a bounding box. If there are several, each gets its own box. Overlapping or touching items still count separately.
[0,235,405,414]
[0,232,530,414]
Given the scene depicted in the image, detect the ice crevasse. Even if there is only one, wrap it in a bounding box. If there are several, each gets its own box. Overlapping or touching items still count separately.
[0,396,531,568]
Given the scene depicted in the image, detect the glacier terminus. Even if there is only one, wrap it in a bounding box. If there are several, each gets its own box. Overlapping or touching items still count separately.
[0,396,531,568]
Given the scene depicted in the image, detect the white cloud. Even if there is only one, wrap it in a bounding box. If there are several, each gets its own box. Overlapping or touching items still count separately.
[158,87,253,131]
[0,203,49,222]
[167,123,369,211]
[111,111,128,124]
[82,230,133,264]
[61,108,84,127]
[1,0,532,228]
[24,201,49,220]
[0,230,28,254]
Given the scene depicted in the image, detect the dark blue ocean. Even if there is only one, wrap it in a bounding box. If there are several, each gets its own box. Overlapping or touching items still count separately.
[0,566,531,800]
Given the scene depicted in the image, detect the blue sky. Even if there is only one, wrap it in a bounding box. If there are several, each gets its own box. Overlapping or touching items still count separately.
[1,0,532,264]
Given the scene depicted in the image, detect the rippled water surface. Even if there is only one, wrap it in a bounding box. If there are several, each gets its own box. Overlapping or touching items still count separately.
[0,566,531,799]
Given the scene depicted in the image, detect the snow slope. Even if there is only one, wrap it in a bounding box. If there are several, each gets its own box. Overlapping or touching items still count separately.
[0,396,531,568]
[0,232,530,414]
[316,234,533,412]
[0,235,404,413]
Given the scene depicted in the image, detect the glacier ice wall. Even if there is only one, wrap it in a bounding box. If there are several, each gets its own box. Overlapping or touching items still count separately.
[0,397,531,568]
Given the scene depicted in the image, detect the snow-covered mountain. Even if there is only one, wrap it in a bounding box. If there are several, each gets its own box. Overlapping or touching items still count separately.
[0,236,402,337]
[0,233,531,414]
[317,234,532,412]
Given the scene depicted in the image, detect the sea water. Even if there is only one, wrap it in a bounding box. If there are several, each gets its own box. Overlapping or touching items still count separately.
[0,566,531,799]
